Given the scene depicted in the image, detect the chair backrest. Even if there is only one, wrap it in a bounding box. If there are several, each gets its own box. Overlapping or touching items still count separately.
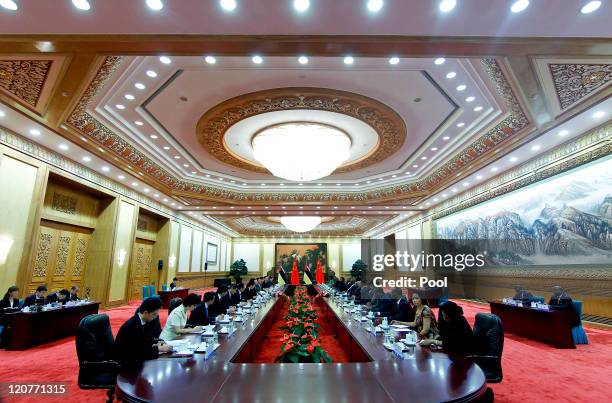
[76,314,114,363]
[168,297,183,314]
[572,300,583,320]
[142,286,150,299]
[473,313,504,358]
[161,284,168,291]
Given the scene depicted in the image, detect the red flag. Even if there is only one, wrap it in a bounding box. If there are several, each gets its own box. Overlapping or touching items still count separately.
[316,257,324,284]
[290,259,300,285]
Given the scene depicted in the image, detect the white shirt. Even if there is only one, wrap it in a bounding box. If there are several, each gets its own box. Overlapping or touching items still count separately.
[160,305,186,340]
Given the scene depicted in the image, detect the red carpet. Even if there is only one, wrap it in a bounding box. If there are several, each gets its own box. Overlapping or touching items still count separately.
[1,297,611,402]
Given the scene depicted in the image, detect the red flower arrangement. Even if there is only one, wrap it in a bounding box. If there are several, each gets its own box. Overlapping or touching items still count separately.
[275,287,333,363]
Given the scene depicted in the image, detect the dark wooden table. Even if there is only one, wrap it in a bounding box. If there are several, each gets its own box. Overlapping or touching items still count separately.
[2,302,100,350]
[490,300,576,349]
[116,289,486,403]
[157,288,190,309]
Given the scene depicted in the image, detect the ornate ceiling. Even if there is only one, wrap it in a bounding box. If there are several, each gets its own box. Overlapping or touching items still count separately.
[0,7,610,237]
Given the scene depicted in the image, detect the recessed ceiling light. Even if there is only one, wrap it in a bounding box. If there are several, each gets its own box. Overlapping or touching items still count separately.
[205,55,217,64]
[183,164,189,168]
[531,144,541,151]
[404,171,411,175]
[378,177,384,180]
[434,57,446,65]
[446,71,456,79]
[146,70,157,78]
[439,0,457,13]
[150,135,158,139]
[294,0,310,12]
[146,0,163,11]
[143,188,150,193]
[163,146,170,150]
[456,84,466,91]
[72,0,91,11]
[252,55,263,64]
[0,110,5,118]
[558,130,569,137]
[366,180,371,183]
[593,111,605,119]
[511,0,529,13]
[451,188,458,192]
[491,167,499,172]
[173,155,180,159]
[159,56,171,64]
[343,56,354,65]
[298,56,309,64]
[29,129,41,136]
[391,174,397,178]
[115,104,125,110]
[118,175,125,180]
[279,183,285,186]
[433,198,439,202]
[101,166,110,172]
[442,193,448,198]
[0,0,18,10]
[134,82,146,90]
[218,177,224,181]
[163,198,168,202]
[336,183,341,186]
[421,156,427,160]
[220,0,237,11]
[457,122,465,127]
[124,94,135,100]
[192,171,197,175]
[134,121,144,126]
[510,157,518,162]
[58,144,69,151]
[466,96,475,102]
[581,1,602,14]
[412,164,418,168]
[474,106,483,112]
[462,182,469,187]
[389,57,400,65]
[367,0,384,13]
[443,136,450,140]
[431,147,438,151]
[82,156,91,162]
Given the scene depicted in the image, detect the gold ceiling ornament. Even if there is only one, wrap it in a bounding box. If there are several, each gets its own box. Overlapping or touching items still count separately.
[195,87,407,174]
[0,59,52,108]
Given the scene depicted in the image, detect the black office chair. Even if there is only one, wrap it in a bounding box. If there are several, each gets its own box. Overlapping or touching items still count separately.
[75,314,119,403]
[469,313,504,383]
[168,297,183,314]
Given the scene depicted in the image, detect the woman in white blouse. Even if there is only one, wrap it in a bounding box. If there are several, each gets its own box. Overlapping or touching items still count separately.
[160,293,203,340]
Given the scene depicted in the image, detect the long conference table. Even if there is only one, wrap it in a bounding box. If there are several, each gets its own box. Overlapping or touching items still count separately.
[117,288,487,403]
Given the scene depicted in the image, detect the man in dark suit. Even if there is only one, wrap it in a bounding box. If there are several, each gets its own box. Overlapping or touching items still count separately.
[388,288,415,322]
[114,297,171,368]
[169,277,179,290]
[69,286,80,301]
[229,284,243,306]
[47,289,69,304]
[187,292,216,326]
[211,286,230,316]
[24,285,47,307]
[242,280,256,301]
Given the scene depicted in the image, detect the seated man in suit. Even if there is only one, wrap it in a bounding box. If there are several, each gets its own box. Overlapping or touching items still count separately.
[242,279,257,301]
[47,289,70,304]
[187,292,216,326]
[548,286,574,310]
[229,284,243,306]
[513,285,533,302]
[212,286,230,316]
[69,286,80,301]
[24,285,48,307]
[114,297,172,368]
[387,288,415,322]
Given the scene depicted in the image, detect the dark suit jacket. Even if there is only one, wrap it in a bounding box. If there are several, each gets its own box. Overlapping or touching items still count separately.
[388,298,415,322]
[230,291,242,306]
[549,296,574,311]
[0,298,19,309]
[70,294,79,301]
[114,314,159,367]
[212,294,230,316]
[374,297,396,317]
[24,294,44,307]
[187,302,214,326]
[46,293,64,304]
[242,287,256,301]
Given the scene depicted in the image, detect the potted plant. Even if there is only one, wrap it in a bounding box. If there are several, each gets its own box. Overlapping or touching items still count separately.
[351,259,368,279]
[228,259,248,284]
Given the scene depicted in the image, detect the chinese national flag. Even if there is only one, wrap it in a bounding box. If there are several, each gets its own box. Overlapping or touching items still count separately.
[290,259,300,285]
[316,257,324,284]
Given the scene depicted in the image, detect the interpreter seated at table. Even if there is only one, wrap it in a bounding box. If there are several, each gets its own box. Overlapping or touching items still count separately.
[419,301,474,355]
[115,297,172,367]
[187,292,216,327]
[387,288,415,322]
[159,293,203,341]
[391,293,439,339]
[24,285,48,307]
[1,286,20,309]
[548,286,574,311]
[169,277,179,290]
[513,285,533,302]
[69,286,80,301]
[46,289,70,305]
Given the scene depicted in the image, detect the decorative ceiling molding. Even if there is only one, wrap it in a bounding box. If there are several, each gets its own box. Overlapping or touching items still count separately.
[549,63,611,110]
[0,59,52,109]
[195,87,406,174]
[65,56,530,205]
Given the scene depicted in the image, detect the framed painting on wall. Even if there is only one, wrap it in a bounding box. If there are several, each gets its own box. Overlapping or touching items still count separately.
[206,242,218,263]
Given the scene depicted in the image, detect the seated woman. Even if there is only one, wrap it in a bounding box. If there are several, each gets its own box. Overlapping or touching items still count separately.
[0,286,20,309]
[548,286,574,310]
[159,293,202,341]
[419,301,474,354]
[391,293,438,339]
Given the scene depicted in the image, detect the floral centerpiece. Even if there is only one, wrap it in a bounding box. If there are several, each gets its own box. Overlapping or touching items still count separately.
[275,287,333,363]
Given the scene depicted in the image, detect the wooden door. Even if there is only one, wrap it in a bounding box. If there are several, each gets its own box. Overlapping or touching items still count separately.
[28,221,91,295]
[128,239,154,301]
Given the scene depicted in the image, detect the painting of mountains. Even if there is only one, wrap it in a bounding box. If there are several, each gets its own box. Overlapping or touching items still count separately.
[435,157,612,265]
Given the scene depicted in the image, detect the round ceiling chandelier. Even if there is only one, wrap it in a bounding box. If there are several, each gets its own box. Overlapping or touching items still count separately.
[280,216,322,233]
[252,122,351,181]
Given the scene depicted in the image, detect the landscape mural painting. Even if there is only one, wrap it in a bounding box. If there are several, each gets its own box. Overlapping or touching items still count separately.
[275,243,327,281]
[435,157,612,266]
